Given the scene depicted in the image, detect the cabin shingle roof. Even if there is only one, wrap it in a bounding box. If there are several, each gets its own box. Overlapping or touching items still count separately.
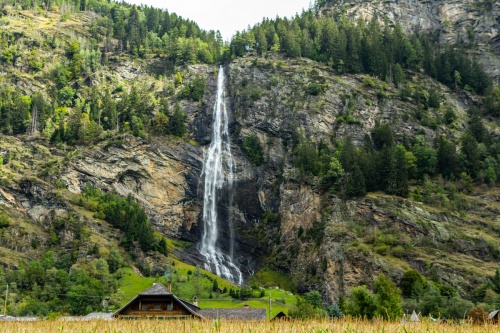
[139,283,172,296]
[200,308,267,320]
[488,310,499,320]
[113,283,203,319]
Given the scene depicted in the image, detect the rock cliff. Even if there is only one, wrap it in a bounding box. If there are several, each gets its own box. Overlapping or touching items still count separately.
[220,56,499,302]
[1,53,498,304]
[320,0,500,80]
[0,7,498,306]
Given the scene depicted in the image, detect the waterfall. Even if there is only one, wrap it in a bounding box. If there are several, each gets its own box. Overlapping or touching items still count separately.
[199,66,243,285]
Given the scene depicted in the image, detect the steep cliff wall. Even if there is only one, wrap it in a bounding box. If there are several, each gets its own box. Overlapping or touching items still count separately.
[223,56,499,302]
[320,0,500,80]
[1,52,498,304]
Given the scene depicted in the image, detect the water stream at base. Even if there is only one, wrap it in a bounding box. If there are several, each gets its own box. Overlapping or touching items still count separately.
[199,66,243,285]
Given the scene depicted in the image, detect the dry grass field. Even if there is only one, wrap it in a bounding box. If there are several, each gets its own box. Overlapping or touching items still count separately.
[1,318,499,333]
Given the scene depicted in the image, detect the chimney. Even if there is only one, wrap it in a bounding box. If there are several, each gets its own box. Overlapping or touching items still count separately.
[193,296,198,307]
[168,283,172,292]
[243,302,249,309]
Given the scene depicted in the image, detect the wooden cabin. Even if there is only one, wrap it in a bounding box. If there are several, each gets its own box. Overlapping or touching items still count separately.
[271,311,289,321]
[488,310,499,323]
[113,283,203,319]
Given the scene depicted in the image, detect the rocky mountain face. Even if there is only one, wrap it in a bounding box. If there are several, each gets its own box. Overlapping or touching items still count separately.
[320,0,500,80]
[0,7,498,307]
[60,137,202,238]
[219,56,499,301]
[1,54,499,304]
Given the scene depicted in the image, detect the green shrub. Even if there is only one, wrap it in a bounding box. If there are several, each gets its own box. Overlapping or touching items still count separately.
[293,138,320,176]
[250,89,262,101]
[391,245,405,258]
[400,269,425,298]
[374,244,390,255]
[242,135,264,166]
[308,83,327,96]
[363,76,376,88]
[58,86,75,106]
[346,285,377,319]
[0,214,10,228]
[444,108,457,124]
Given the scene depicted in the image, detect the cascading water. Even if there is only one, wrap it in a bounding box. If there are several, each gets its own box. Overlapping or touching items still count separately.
[199,66,243,285]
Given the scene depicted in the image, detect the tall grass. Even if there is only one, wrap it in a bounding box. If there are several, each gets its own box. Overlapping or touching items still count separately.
[1,318,498,333]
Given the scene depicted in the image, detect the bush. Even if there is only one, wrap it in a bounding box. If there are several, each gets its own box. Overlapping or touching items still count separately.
[443,296,473,319]
[363,76,376,88]
[293,138,320,176]
[469,305,488,324]
[444,108,457,124]
[58,86,75,106]
[374,244,390,255]
[308,83,327,96]
[239,285,253,300]
[0,214,10,228]
[400,270,425,298]
[328,304,343,318]
[374,274,403,320]
[428,90,440,108]
[242,135,264,166]
[250,89,262,101]
[178,75,206,101]
[289,297,323,319]
[391,245,405,258]
[346,286,377,319]
[304,290,323,308]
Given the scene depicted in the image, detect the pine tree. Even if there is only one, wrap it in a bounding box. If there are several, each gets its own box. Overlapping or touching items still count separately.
[344,164,366,198]
[301,29,315,59]
[168,103,186,137]
[371,123,394,150]
[282,29,301,58]
[319,19,338,62]
[127,6,142,54]
[146,8,159,33]
[393,63,405,87]
[460,132,481,178]
[255,29,268,56]
[339,137,357,172]
[358,144,378,192]
[436,135,459,179]
[101,89,117,130]
[158,238,168,256]
[386,145,409,197]
[345,24,362,73]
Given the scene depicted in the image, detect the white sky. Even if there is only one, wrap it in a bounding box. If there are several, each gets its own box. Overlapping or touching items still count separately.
[124,0,313,41]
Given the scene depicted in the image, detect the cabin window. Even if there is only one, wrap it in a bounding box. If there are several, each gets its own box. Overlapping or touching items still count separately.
[141,304,148,311]
[167,302,173,311]
[154,304,161,310]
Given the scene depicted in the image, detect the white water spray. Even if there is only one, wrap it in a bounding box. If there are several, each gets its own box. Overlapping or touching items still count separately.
[200,66,243,285]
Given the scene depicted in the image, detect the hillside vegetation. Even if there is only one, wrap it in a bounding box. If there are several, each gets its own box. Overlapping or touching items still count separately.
[0,0,499,321]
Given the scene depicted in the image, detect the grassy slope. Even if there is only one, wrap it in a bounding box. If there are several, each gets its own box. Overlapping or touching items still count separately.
[116,267,295,317]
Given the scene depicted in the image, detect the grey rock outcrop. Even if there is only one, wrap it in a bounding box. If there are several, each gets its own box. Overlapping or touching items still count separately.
[321,0,500,80]
[60,136,203,238]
